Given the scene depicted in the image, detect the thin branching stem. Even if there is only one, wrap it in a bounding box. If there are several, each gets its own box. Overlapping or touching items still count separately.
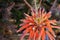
[24,0,33,9]
[50,0,57,12]
[7,2,15,11]
[38,0,42,8]
[33,0,38,14]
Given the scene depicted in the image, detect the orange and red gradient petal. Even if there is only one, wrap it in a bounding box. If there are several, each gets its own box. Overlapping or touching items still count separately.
[52,26,60,29]
[35,30,39,39]
[44,12,51,19]
[29,30,35,40]
[17,23,30,32]
[49,20,57,25]
[20,19,33,23]
[20,27,31,40]
[42,31,46,40]
[24,13,34,21]
[46,20,56,37]
[46,31,55,40]
[39,27,44,40]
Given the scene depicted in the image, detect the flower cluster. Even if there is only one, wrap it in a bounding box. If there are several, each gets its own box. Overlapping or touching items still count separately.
[17,8,60,40]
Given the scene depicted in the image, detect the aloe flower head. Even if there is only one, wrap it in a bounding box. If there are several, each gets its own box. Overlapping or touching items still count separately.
[17,0,60,40]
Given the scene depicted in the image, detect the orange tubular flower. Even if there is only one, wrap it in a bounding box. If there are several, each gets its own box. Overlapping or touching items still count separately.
[17,0,60,40]
[17,8,60,40]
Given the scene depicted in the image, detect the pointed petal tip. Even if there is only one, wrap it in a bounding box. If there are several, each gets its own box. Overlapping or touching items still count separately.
[17,30,19,33]
[49,11,52,14]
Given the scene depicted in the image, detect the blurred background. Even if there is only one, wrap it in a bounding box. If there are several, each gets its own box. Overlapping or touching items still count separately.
[0,0,60,40]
